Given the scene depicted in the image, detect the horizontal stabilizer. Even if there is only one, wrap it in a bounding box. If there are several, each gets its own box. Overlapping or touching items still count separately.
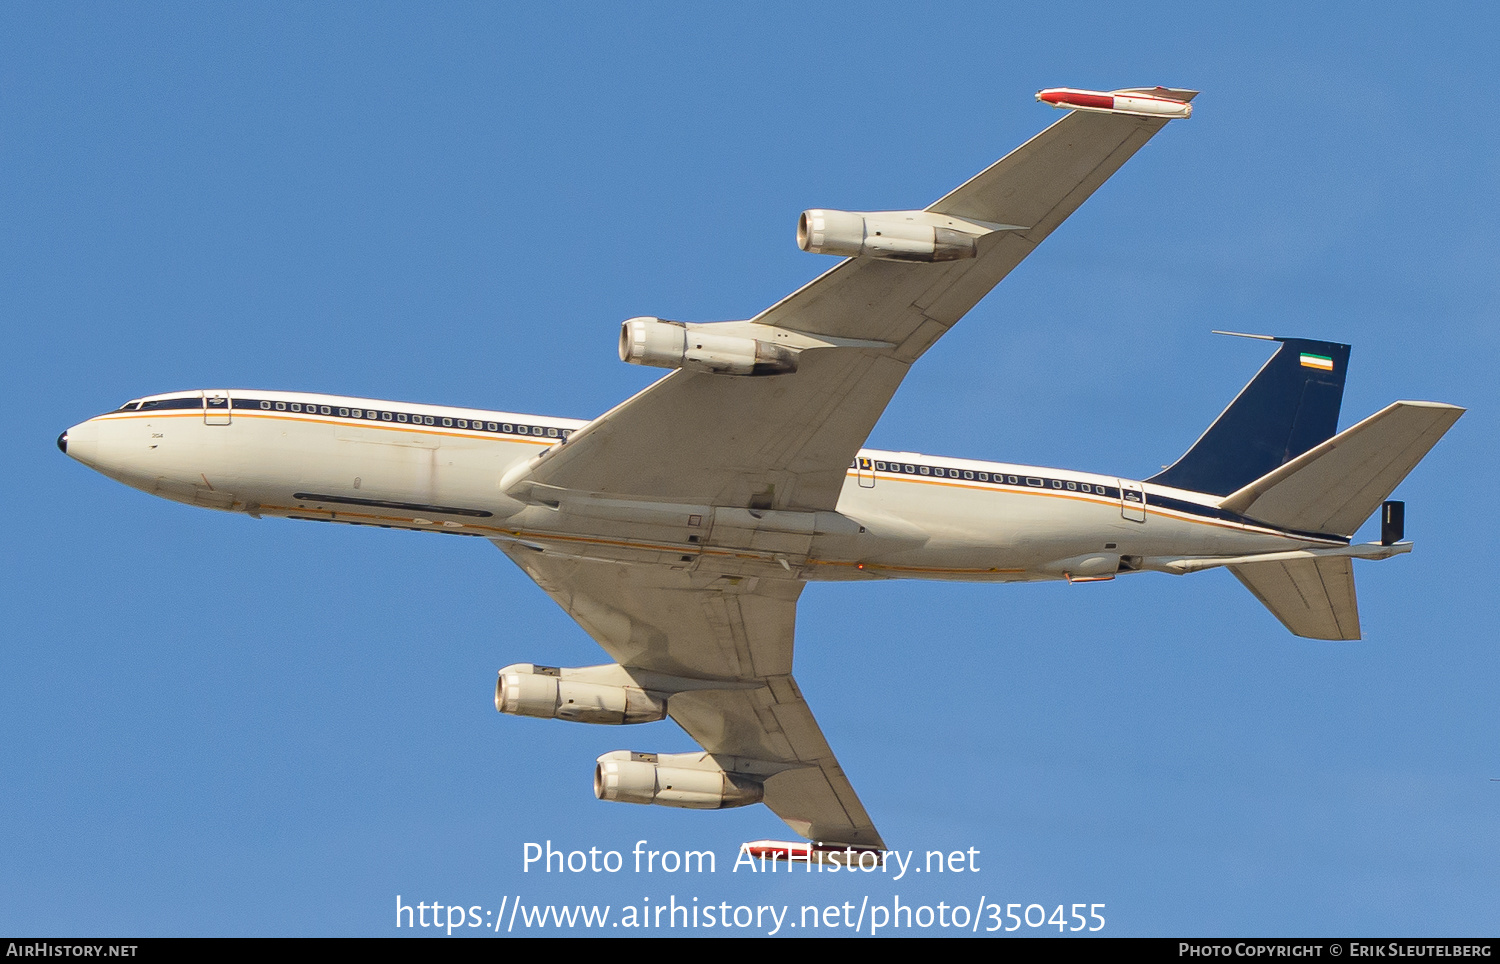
[1220,401,1464,536]
[1230,556,1361,640]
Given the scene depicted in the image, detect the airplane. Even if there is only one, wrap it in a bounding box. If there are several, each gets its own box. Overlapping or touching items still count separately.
[57,86,1462,858]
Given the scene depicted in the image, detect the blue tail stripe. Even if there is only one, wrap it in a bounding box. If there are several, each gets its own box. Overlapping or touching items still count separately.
[1147,337,1350,497]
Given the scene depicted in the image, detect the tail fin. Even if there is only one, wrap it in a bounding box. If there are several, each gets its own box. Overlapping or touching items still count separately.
[1219,400,1464,537]
[1148,336,1350,496]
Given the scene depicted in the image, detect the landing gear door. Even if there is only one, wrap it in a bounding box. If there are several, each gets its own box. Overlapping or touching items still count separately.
[203,391,232,426]
[1119,480,1146,522]
[856,457,876,488]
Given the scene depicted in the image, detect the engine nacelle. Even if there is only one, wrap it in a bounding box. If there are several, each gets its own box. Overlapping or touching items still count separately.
[594,750,764,810]
[495,663,667,725]
[619,317,797,376]
[798,209,980,262]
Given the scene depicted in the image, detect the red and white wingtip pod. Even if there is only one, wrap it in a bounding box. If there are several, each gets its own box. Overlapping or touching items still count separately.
[1036,87,1193,119]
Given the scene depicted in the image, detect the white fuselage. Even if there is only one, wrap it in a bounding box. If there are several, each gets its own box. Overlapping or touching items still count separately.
[62,390,1339,584]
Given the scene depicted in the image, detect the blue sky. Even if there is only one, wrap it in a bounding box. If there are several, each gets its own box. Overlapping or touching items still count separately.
[5,1,1498,936]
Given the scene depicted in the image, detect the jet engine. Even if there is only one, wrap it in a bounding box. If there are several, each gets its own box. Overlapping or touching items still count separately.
[495,663,667,725]
[797,209,981,262]
[619,317,797,376]
[594,750,764,809]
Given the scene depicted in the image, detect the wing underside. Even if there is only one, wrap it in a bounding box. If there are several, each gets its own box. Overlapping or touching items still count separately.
[500,543,885,848]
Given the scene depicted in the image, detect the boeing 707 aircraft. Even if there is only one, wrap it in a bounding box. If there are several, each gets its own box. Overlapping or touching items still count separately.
[58,87,1462,856]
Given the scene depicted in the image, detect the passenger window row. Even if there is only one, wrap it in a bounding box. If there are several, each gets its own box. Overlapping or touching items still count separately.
[115,395,572,440]
[251,399,570,439]
[112,395,572,440]
[854,458,1118,499]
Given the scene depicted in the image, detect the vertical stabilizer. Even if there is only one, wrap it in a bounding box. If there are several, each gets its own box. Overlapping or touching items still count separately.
[1148,337,1350,496]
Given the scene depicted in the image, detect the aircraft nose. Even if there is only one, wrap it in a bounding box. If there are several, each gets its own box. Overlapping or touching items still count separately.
[59,420,99,466]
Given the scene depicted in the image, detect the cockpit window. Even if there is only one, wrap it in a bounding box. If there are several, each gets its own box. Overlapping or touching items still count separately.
[117,400,142,411]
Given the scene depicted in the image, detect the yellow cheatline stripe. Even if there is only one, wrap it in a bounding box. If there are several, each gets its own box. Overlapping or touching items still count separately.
[850,470,1340,541]
[847,468,1119,502]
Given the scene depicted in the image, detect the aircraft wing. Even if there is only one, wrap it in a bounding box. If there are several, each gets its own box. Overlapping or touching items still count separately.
[492,94,1192,846]
[500,544,884,848]
[506,100,1192,513]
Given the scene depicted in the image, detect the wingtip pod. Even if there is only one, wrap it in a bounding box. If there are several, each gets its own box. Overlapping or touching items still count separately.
[1036,86,1194,119]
